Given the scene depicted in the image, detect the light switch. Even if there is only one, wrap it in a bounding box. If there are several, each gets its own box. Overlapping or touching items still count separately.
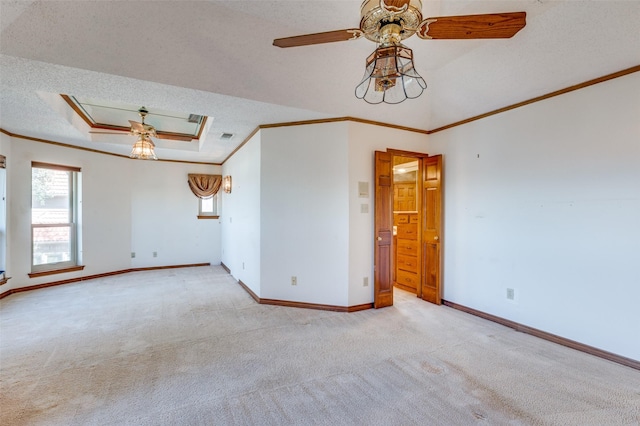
[358,181,369,198]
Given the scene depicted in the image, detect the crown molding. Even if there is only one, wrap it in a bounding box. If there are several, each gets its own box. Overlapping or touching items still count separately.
[222,64,640,164]
[4,65,638,167]
[428,64,640,134]
[0,128,221,166]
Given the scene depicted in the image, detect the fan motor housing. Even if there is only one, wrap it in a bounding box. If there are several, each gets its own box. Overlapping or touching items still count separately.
[360,0,423,43]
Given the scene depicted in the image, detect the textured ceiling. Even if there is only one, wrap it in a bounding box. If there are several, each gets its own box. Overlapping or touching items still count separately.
[1,1,639,163]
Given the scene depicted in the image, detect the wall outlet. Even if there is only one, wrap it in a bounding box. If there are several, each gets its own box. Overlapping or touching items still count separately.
[153,251,157,258]
[360,204,369,214]
[131,252,135,258]
[363,277,369,287]
[242,262,245,270]
[291,276,297,286]
[506,288,515,300]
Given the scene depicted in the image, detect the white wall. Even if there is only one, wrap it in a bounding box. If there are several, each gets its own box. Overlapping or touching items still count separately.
[219,121,430,308]
[220,122,429,307]
[216,73,638,360]
[427,72,640,360]
[260,123,350,306]
[129,160,221,268]
[0,132,10,275]
[221,131,261,296]
[3,137,221,293]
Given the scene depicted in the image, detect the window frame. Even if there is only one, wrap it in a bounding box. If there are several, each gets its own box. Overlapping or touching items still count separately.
[198,193,219,219]
[0,155,6,285]
[30,162,82,274]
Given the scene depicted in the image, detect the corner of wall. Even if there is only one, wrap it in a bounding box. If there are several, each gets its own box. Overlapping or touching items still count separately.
[346,121,429,306]
[221,129,261,297]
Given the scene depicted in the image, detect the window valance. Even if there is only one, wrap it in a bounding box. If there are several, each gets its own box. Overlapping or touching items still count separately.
[187,174,222,199]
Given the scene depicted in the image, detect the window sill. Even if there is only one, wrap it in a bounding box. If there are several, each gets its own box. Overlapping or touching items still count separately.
[28,265,85,279]
[197,215,220,220]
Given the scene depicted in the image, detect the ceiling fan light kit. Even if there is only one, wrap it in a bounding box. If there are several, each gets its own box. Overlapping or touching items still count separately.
[355,44,426,104]
[273,0,525,104]
[130,134,158,160]
[129,107,158,160]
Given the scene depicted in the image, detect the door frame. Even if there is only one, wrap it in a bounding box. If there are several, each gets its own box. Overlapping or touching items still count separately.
[373,149,442,306]
[389,149,427,297]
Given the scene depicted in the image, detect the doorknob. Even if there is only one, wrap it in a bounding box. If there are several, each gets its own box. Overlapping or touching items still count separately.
[377,237,382,241]
[434,236,439,241]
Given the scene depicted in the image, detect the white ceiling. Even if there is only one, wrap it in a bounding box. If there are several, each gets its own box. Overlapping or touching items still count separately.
[1,1,639,164]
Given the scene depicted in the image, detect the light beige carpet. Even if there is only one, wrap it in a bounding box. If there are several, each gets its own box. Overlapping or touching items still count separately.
[1,266,638,425]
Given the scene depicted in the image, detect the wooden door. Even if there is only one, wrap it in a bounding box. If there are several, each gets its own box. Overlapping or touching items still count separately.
[421,155,442,304]
[374,151,394,308]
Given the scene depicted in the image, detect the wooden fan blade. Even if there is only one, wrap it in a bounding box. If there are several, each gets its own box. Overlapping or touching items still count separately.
[157,133,193,142]
[129,120,145,132]
[273,29,362,48]
[417,12,526,40]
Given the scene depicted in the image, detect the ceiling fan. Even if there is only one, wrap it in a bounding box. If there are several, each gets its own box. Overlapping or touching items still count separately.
[90,107,161,160]
[273,0,526,104]
[89,106,194,142]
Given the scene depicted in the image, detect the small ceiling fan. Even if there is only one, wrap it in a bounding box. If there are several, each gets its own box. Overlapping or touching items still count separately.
[89,106,193,142]
[273,0,526,104]
[90,107,160,160]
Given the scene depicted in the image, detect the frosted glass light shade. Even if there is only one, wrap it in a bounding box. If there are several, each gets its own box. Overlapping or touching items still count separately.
[223,176,232,193]
[130,135,158,160]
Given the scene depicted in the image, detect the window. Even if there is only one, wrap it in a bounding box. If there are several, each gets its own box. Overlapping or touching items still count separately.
[198,194,218,218]
[188,173,221,219]
[31,162,81,273]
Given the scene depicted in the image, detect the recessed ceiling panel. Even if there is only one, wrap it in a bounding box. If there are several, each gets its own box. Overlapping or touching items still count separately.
[65,95,207,139]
